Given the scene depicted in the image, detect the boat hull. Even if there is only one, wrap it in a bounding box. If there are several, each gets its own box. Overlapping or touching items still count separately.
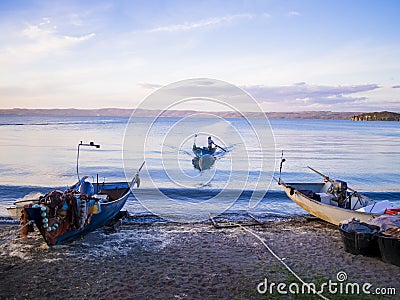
[199,154,216,170]
[280,181,381,225]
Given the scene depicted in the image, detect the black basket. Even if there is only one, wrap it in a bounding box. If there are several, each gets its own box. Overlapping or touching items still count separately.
[377,235,400,267]
[339,222,380,257]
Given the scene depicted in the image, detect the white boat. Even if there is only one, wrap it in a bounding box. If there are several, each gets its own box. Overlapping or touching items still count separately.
[7,198,40,220]
[277,166,396,225]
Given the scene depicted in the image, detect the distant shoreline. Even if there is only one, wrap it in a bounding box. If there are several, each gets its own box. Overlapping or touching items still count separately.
[0,108,399,121]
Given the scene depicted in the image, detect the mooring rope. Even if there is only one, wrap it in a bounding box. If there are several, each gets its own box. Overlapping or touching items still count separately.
[0,220,34,247]
[234,223,329,300]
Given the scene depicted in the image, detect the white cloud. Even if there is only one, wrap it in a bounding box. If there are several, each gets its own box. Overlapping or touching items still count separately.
[138,82,164,90]
[243,83,379,101]
[21,18,96,53]
[147,14,253,32]
[0,17,96,68]
[133,81,391,112]
[288,11,301,17]
[242,83,382,111]
[39,17,51,26]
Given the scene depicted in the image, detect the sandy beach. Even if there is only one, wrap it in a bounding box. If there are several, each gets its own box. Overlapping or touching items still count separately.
[0,217,399,299]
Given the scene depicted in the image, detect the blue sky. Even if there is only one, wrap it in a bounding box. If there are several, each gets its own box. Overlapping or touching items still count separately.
[0,0,399,111]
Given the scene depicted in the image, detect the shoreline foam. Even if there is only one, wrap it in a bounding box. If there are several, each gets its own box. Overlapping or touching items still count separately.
[0,218,398,299]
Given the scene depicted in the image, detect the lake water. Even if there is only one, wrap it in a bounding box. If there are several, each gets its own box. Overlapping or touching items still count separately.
[0,115,399,221]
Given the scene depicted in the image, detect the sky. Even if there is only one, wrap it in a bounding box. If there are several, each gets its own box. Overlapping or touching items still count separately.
[0,0,399,112]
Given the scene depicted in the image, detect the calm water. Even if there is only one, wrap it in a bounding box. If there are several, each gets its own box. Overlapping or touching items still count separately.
[0,115,399,220]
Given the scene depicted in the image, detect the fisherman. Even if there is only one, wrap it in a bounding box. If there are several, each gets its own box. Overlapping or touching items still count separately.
[208,136,215,150]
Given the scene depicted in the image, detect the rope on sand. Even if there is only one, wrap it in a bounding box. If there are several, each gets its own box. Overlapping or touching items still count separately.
[234,223,329,300]
[0,220,34,247]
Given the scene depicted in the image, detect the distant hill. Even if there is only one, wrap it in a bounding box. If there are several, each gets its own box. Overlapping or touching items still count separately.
[0,108,134,117]
[0,108,399,120]
[266,111,358,120]
[351,111,400,121]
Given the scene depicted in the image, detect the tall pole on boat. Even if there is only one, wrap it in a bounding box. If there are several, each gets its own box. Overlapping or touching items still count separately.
[278,150,286,184]
[76,141,101,181]
[192,133,198,151]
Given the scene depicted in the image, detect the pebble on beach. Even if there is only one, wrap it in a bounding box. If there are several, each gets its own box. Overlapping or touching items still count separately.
[0,218,399,299]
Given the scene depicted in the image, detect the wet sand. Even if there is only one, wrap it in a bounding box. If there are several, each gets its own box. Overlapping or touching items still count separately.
[0,218,399,299]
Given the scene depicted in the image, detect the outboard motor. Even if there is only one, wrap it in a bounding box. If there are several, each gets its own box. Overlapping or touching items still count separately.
[328,180,348,207]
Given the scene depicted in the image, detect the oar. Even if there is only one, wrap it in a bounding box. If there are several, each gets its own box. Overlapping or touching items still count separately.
[307,166,333,183]
[129,161,146,189]
[215,144,227,152]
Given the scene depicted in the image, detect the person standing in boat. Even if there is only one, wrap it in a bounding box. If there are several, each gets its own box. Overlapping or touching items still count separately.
[208,136,215,150]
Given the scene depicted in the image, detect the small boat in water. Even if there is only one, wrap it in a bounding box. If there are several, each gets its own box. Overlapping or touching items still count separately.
[192,133,227,159]
[277,163,397,225]
[191,134,227,171]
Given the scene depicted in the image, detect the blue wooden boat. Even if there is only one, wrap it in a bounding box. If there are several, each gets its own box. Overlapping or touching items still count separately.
[21,141,145,246]
[191,134,227,159]
[23,178,137,246]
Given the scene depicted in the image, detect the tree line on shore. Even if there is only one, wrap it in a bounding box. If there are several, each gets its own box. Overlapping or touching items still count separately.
[351,111,400,121]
